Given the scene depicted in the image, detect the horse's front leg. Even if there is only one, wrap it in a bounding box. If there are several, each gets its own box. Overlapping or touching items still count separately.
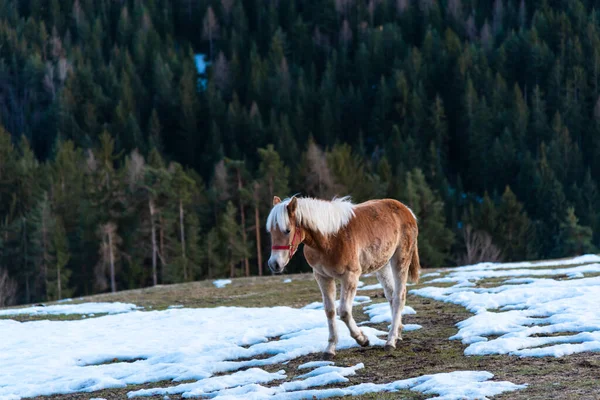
[314,272,338,359]
[339,271,369,347]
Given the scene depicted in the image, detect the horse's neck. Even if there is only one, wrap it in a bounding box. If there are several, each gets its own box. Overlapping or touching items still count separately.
[302,225,332,251]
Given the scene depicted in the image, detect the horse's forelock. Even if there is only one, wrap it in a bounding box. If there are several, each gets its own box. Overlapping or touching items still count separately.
[266,200,291,232]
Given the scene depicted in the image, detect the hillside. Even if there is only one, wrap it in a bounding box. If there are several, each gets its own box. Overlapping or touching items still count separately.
[2,254,600,399]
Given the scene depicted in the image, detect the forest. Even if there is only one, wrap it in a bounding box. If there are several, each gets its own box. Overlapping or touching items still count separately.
[0,0,599,306]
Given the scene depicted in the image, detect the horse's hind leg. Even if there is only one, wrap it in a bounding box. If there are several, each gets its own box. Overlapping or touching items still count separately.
[385,248,412,351]
[314,272,338,359]
[339,271,369,347]
[375,262,394,306]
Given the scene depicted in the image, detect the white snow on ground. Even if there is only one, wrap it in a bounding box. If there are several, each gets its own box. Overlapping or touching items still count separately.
[412,255,600,357]
[0,302,138,317]
[357,283,382,291]
[357,282,414,291]
[361,303,421,332]
[455,254,600,272]
[297,361,333,370]
[283,279,292,283]
[427,263,600,284]
[0,306,390,399]
[302,295,371,310]
[213,279,232,288]
[201,370,524,400]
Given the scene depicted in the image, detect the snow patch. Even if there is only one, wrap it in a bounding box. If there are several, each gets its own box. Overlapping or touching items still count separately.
[213,279,232,288]
[302,295,371,310]
[360,303,421,331]
[297,361,334,370]
[0,302,138,317]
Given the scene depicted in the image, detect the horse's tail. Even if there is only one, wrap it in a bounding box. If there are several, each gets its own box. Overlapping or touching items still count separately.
[408,241,421,283]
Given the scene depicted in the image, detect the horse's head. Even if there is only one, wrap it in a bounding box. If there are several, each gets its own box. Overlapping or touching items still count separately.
[266,196,302,273]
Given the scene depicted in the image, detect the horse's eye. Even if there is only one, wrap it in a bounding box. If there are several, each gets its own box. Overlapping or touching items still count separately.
[285,229,291,234]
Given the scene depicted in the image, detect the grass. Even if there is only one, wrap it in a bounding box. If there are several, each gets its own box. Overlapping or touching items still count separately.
[6,260,600,399]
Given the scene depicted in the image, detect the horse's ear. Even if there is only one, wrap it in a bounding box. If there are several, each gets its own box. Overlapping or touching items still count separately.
[273,196,281,206]
[287,197,298,215]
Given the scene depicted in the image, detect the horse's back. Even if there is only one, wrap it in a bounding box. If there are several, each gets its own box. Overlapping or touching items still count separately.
[354,198,417,229]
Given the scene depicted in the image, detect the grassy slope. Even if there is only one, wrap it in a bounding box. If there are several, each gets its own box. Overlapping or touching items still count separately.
[6,263,600,400]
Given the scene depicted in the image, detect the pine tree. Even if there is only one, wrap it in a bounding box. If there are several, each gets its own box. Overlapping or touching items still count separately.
[170,163,197,281]
[497,186,533,261]
[219,202,250,278]
[404,168,454,267]
[557,208,596,256]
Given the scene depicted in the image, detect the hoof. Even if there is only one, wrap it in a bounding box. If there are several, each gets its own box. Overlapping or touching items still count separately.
[322,352,336,361]
[384,344,396,353]
[356,334,370,347]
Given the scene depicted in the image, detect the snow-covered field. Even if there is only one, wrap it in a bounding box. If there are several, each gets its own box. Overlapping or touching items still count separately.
[2,254,599,399]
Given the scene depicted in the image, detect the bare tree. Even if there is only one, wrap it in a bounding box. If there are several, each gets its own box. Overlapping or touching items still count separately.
[518,0,526,28]
[278,57,291,93]
[0,268,17,307]
[213,51,230,92]
[458,225,502,265]
[253,182,263,276]
[313,27,330,50]
[304,140,342,198]
[335,0,354,16]
[480,20,493,50]
[339,19,353,48]
[492,0,504,35]
[396,0,409,15]
[447,0,462,21]
[221,0,234,23]
[419,0,435,13]
[96,222,121,293]
[213,160,231,201]
[367,0,376,25]
[465,14,477,41]
[202,6,220,60]
[72,0,84,27]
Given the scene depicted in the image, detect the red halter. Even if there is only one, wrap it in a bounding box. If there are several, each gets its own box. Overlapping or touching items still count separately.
[271,225,302,258]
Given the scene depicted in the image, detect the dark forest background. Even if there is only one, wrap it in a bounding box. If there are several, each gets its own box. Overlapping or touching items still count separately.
[0,0,599,306]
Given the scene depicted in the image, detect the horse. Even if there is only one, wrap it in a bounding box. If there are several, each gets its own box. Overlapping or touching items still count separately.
[266,195,420,359]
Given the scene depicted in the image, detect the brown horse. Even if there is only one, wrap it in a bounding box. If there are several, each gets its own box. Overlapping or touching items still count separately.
[266,196,420,358]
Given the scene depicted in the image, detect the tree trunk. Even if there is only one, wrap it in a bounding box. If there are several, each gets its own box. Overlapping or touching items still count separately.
[159,215,166,281]
[255,203,263,276]
[108,229,116,293]
[236,168,250,276]
[179,200,188,281]
[150,200,158,286]
[206,238,212,279]
[42,212,48,298]
[57,262,62,300]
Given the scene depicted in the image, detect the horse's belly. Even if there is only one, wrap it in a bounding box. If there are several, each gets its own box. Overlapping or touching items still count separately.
[359,238,395,273]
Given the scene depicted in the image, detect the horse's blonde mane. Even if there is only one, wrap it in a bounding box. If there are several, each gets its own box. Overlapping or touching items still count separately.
[266,196,355,235]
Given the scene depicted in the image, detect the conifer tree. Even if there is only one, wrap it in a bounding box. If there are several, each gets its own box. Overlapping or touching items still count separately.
[497,186,533,261]
[557,208,596,256]
[404,168,454,267]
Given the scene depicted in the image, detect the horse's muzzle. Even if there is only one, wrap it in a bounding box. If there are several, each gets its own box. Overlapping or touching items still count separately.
[267,259,285,274]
